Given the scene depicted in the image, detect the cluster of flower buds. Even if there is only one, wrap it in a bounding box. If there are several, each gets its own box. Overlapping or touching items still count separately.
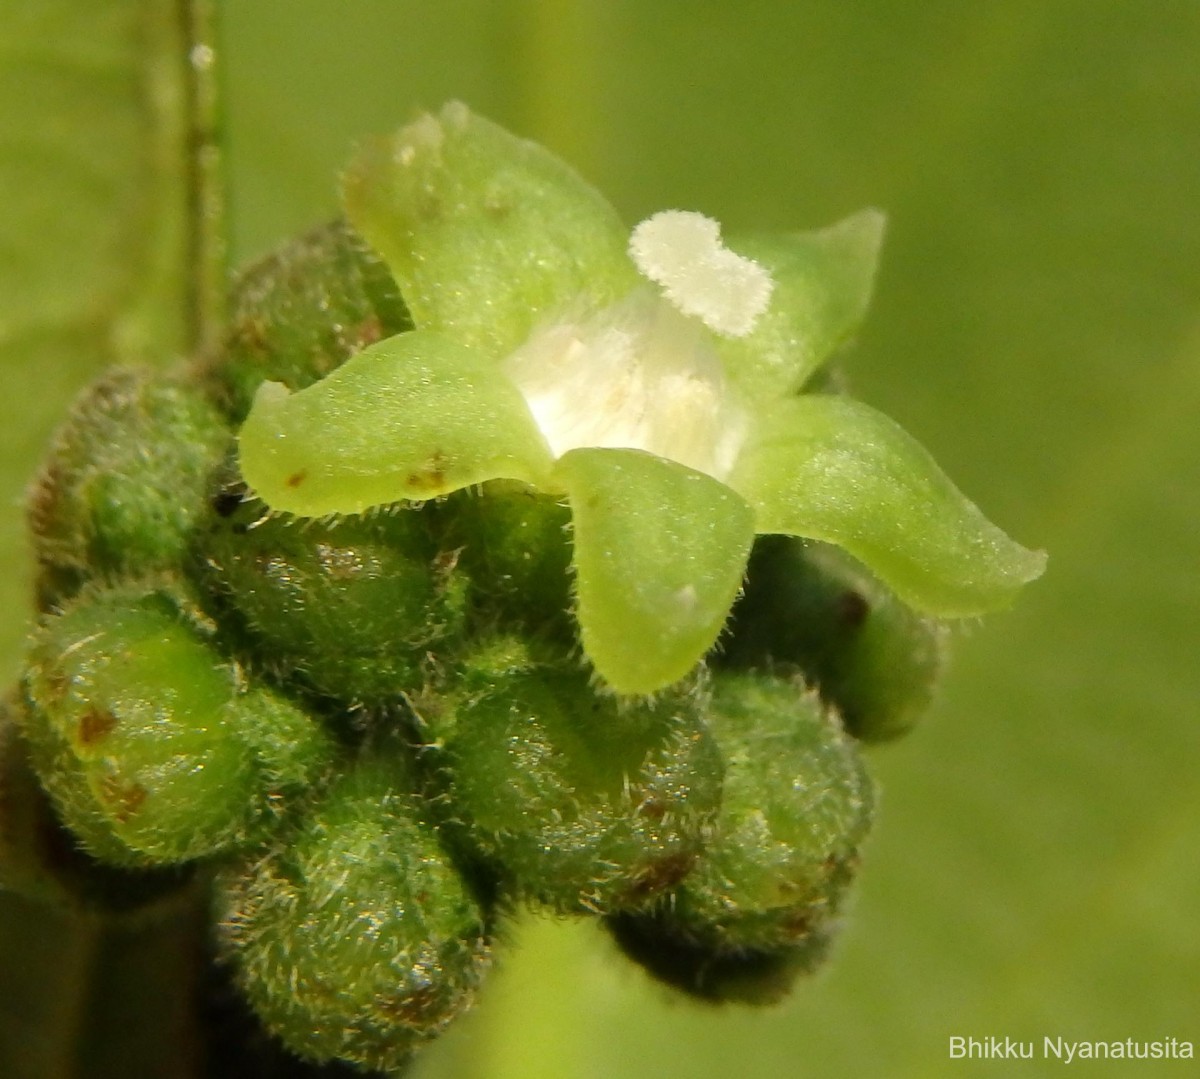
[1,104,1041,1074]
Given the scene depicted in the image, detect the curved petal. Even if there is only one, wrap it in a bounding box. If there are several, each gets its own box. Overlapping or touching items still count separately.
[555,447,755,695]
[239,331,553,516]
[343,102,640,361]
[728,396,1046,616]
[719,209,886,402]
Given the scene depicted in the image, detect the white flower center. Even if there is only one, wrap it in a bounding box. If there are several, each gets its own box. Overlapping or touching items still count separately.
[503,291,747,481]
[503,211,773,481]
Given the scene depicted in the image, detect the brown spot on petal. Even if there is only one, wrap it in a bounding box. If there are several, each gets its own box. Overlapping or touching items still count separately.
[406,451,449,493]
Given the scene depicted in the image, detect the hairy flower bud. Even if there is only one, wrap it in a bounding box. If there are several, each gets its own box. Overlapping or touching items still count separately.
[197,218,411,421]
[722,536,945,741]
[611,671,874,1000]
[440,482,574,641]
[27,368,230,609]
[416,637,723,913]
[189,461,467,706]
[19,584,335,866]
[214,743,490,1074]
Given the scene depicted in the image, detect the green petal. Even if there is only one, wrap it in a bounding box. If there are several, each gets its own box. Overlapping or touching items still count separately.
[343,102,639,361]
[729,396,1046,616]
[720,209,886,401]
[239,330,553,516]
[555,447,755,695]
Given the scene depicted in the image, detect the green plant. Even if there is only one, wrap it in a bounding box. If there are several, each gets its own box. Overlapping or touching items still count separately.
[0,5,1049,1076]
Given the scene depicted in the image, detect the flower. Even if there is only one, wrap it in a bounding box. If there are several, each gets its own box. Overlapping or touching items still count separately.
[239,102,1045,695]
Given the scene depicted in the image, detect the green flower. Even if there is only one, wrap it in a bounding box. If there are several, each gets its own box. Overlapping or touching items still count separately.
[239,102,1044,695]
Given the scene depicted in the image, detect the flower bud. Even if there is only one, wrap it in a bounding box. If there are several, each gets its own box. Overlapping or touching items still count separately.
[440,481,574,640]
[416,637,723,913]
[214,742,490,1074]
[188,461,468,705]
[19,584,335,866]
[721,536,944,741]
[610,670,873,1000]
[197,218,411,421]
[27,368,230,609]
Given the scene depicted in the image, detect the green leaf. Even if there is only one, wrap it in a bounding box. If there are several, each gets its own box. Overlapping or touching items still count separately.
[554,447,755,695]
[238,329,554,516]
[730,395,1045,616]
[0,1,222,364]
[0,0,222,680]
[719,209,885,400]
[342,101,639,362]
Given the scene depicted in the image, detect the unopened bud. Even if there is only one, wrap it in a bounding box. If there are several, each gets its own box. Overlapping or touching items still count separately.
[189,460,468,705]
[197,218,411,421]
[27,368,230,609]
[19,584,335,866]
[611,671,873,1000]
[722,536,944,741]
[417,637,723,913]
[214,743,490,1073]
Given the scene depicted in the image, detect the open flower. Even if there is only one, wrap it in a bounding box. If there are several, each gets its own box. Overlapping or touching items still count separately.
[239,102,1045,695]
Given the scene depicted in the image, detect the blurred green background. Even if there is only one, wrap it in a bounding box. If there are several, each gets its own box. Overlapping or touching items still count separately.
[3,2,1198,1077]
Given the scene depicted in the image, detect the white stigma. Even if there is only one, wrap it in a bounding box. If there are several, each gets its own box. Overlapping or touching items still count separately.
[629,210,773,338]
